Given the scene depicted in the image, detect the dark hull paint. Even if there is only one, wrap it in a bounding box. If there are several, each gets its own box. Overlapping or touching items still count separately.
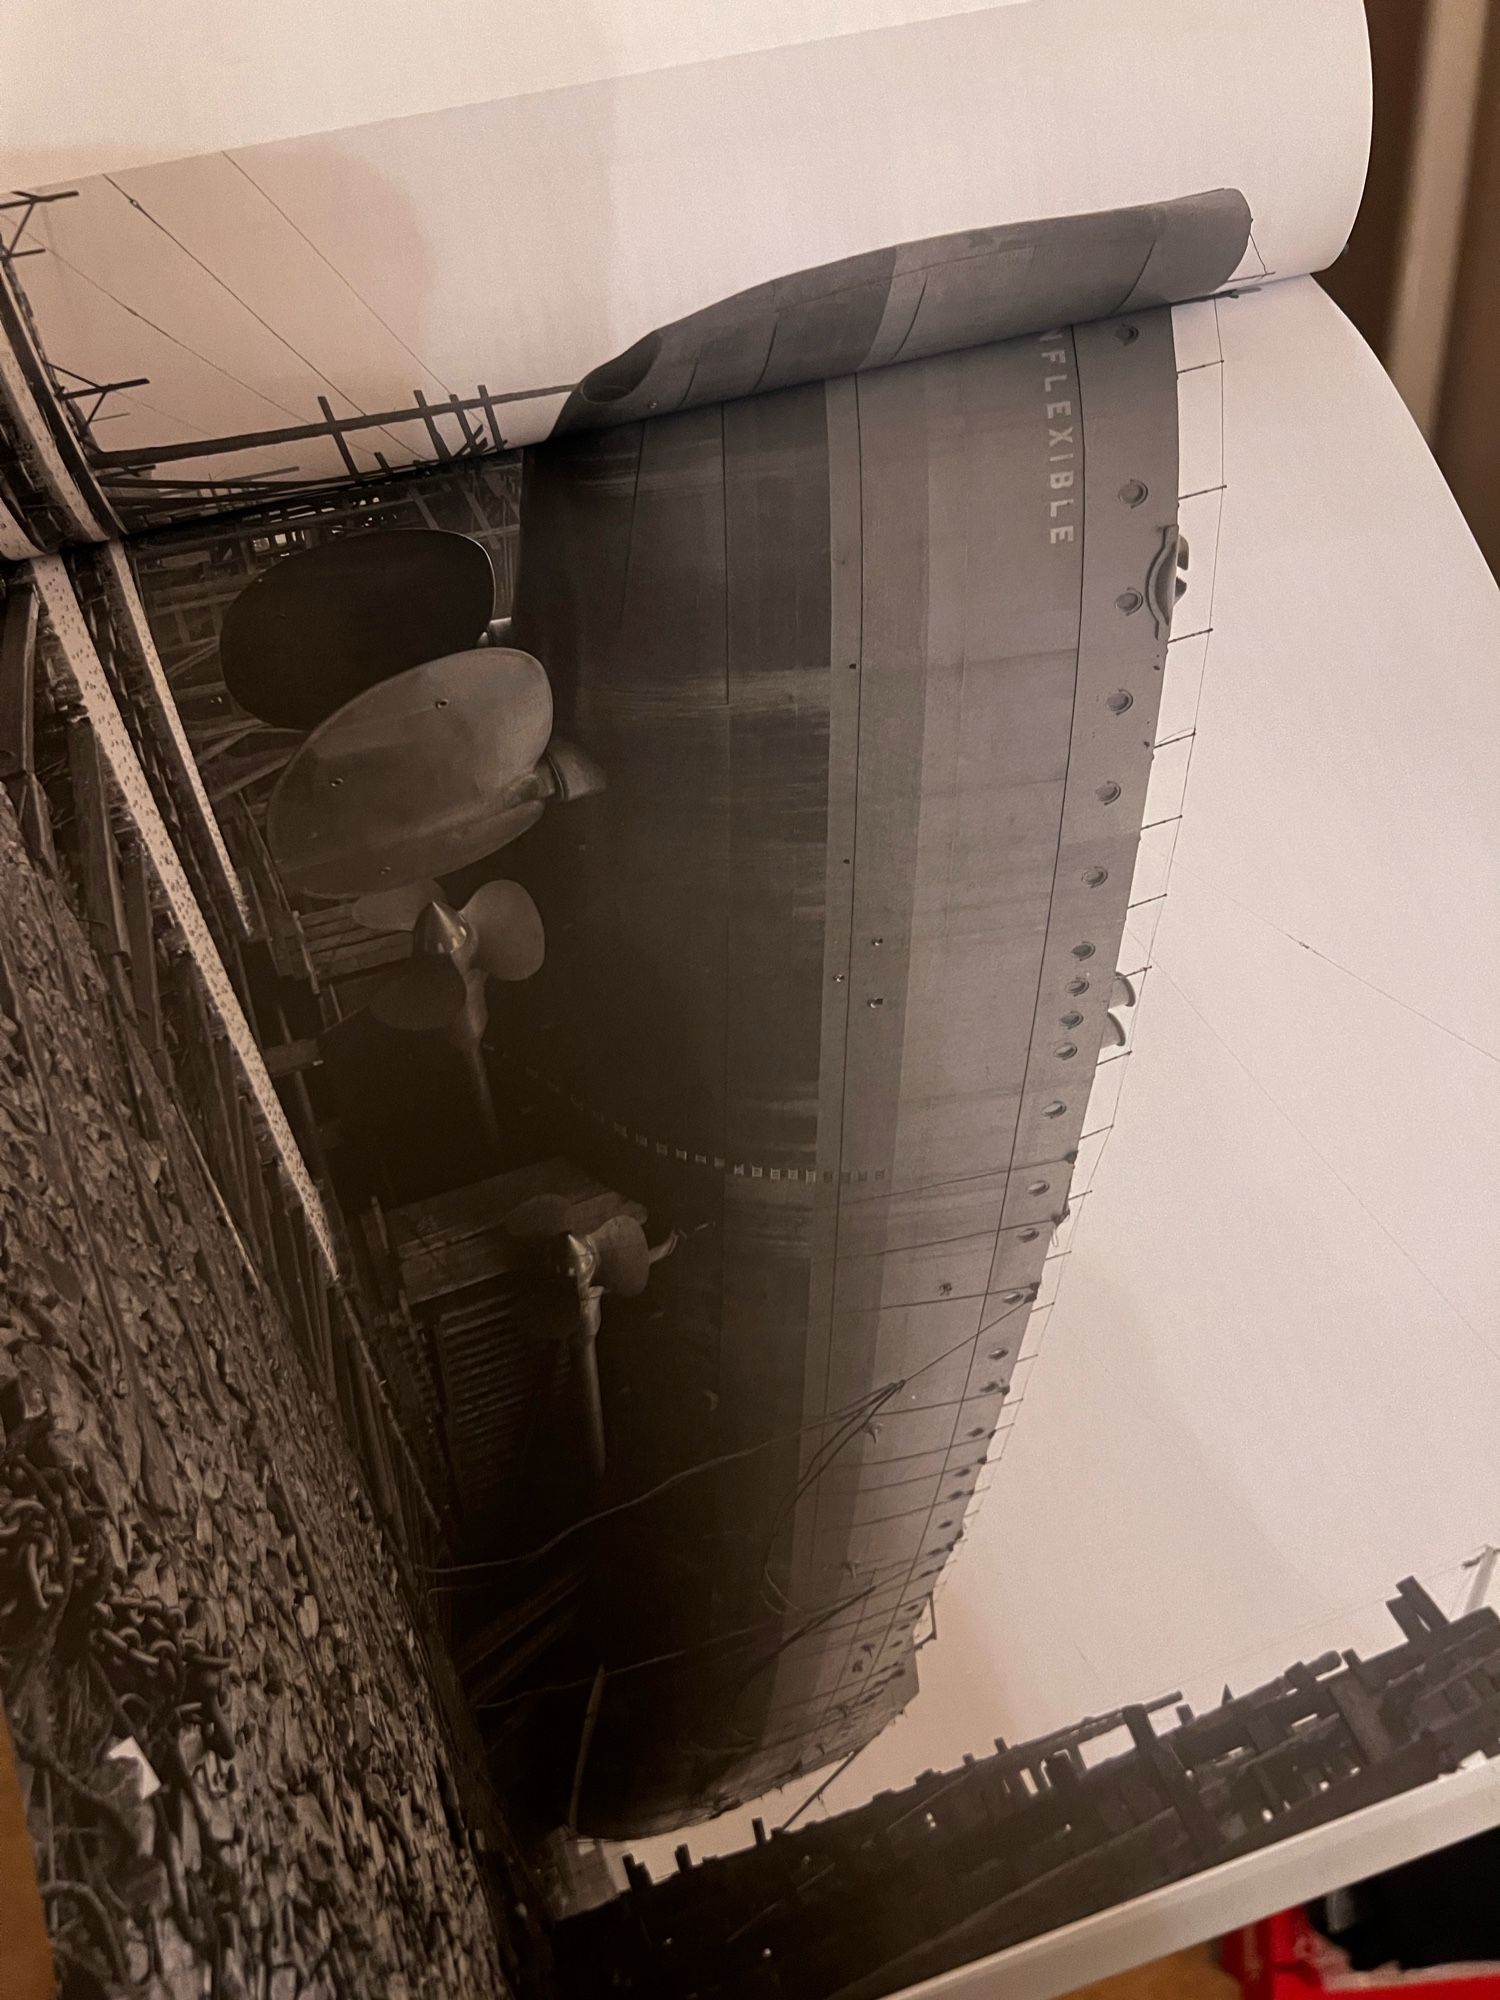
[497,313,1181,1835]
[556,192,1248,435]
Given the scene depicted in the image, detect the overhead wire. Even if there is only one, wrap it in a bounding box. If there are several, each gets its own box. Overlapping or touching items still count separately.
[1169,857,1500,1067]
[758,1294,1036,1616]
[43,249,312,428]
[221,154,459,397]
[104,174,405,463]
[423,1374,926,1586]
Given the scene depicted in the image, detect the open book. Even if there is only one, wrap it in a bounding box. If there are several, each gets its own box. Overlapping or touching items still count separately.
[4,5,1499,2000]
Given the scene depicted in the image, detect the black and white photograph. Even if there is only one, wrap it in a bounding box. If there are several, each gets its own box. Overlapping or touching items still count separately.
[2,5,1500,1999]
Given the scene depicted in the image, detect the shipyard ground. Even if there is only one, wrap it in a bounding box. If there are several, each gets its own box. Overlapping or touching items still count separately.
[0,790,542,1998]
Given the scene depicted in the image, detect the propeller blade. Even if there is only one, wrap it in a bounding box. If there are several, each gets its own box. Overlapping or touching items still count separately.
[367,955,468,1033]
[350,880,445,933]
[219,529,495,730]
[460,880,546,982]
[266,649,553,897]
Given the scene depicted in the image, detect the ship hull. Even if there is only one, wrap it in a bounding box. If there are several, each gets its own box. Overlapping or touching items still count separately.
[496,311,1180,1834]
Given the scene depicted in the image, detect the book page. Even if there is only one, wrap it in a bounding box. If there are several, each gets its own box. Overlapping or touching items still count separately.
[609,272,1500,1905]
[8,165,1500,2000]
[0,0,1370,536]
[0,0,1372,203]
[0,1,1060,182]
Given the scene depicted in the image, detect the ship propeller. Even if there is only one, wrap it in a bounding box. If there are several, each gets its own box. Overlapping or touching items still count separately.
[353,881,544,1160]
[218,528,497,730]
[360,881,545,1039]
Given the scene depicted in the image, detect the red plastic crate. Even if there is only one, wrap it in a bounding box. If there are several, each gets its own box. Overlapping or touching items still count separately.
[1224,1910,1500,2000]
